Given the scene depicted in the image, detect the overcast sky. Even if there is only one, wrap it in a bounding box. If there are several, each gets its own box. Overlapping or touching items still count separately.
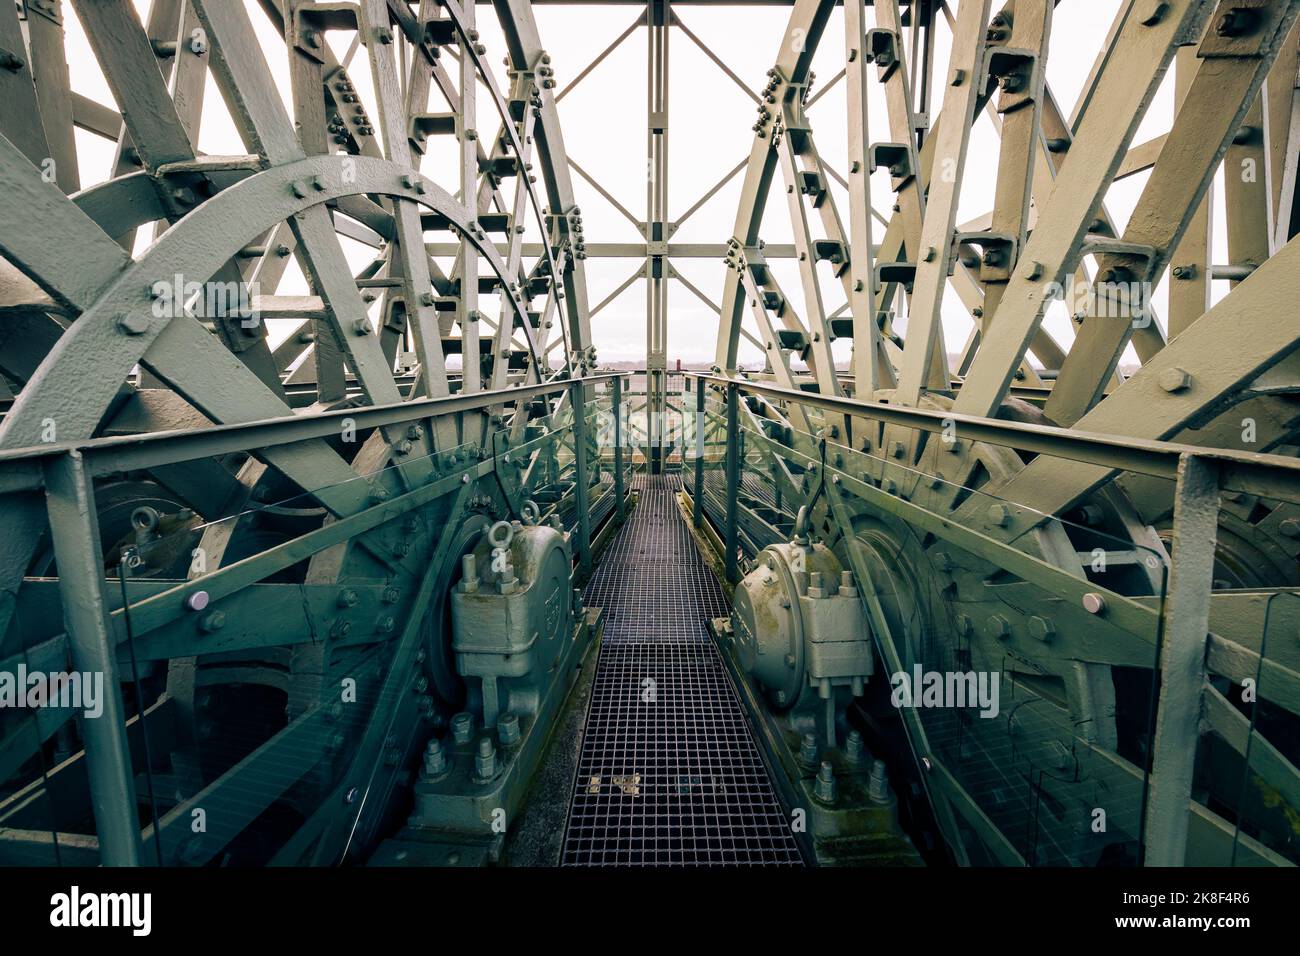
[61,1,1232,366]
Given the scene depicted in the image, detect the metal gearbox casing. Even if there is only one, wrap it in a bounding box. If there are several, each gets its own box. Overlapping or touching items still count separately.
[389,519,597,861]
[724,541,921,865]
[450,521,574,727]
[732,541,873,711]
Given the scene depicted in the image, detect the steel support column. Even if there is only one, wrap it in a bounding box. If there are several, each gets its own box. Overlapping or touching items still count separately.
[43,450,141,866]
[613,375,626,519]
[725,381,740,582]
[693,377,705,528]
[571,380,593,573]
[1143,454,1220,866]
[646,0,670,473]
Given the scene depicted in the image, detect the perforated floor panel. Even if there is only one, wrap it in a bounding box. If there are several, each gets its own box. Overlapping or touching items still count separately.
[561,474,803,866]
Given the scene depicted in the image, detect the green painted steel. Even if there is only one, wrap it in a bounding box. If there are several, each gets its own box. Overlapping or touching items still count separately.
[2,0,1299,870]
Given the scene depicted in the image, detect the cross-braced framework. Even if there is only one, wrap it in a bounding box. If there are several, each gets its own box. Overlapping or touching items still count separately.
[690,0,1300,867]
[0,0,1299,871]
[0,0,619,867]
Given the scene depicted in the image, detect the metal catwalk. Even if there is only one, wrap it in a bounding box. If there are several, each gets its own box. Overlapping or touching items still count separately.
[561,475,803,866]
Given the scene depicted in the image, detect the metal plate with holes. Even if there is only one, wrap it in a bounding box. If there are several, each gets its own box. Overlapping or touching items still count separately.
[562,473,802,865]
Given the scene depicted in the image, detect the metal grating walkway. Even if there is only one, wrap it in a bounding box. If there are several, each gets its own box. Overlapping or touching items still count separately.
[561,474,803,865]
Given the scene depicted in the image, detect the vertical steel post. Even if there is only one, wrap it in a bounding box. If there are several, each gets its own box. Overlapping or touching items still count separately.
[456,0,481,393]
[646,0,670,473]
[613,375,625,519]
[43,451,141,865]
[571,379,592,573]
[725,381,740,583]
[1143,453,1220,866]
[693,377,705,528]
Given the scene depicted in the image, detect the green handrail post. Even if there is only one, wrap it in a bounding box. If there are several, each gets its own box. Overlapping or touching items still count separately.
[725,381,740,583]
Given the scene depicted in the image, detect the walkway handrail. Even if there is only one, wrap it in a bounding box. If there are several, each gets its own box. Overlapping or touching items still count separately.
[685,373,1300,505]
[0,374,627,493]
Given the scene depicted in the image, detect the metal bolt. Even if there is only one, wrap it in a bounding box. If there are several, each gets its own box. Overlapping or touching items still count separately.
[424,738,449,776]
[1215,8,1255,37]
[185,590,210,612]
[1028,615,1056,643]
[1158,367,1192,393]
[497,712,521,747]
[800,733,819,767]
[839,570,858,598]
[475,736,497,779]
[1277,518,1300,538]
[814,761,838,803]
[199,610,225,633]
[868,758,891,803]
[987,503,1012,528]
[845,729,865,765]
[989,614,1011,640]
[1082,592,1107,615]
[116,312,152,336]
[336,589,359,608]
[1139,1,1169,26]
[451,712,473,744]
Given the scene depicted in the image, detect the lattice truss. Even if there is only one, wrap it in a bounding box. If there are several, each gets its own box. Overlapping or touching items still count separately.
[704,1,1300,609]
[716,0,1299,418]
[0,0,596,451]
[1,0,1299,870]
[697,0,1300,867]
[0,0,607,866]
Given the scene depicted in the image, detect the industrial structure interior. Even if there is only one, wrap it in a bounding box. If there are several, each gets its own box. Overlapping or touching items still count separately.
[0,0,1298,870]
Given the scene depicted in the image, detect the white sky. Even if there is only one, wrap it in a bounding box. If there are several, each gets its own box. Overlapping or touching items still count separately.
[60,1,1234,366]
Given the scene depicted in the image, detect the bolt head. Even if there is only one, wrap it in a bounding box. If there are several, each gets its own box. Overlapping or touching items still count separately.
[116,312,152,336]
[987,504,1012,528]
[1158,367,1192,393]
[1028,616,1056,642]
